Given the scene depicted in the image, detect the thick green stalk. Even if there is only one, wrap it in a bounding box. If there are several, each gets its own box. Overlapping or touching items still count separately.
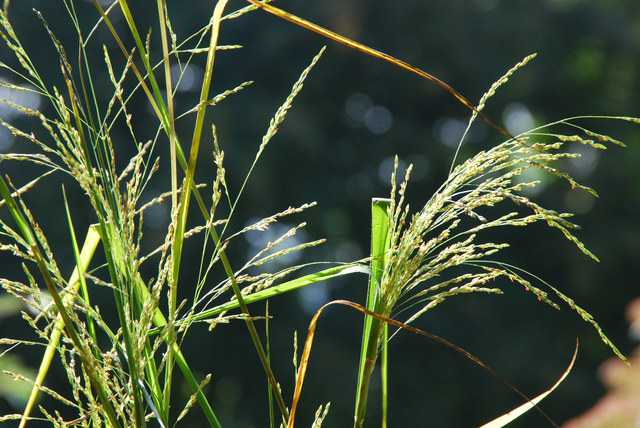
[170,0,226,315]
[354,198,391,428]
[381,325,389,428]
[156,0,179,416]
[165,0,228,421]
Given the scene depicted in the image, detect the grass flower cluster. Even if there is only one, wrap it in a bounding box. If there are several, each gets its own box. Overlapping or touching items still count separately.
[0,1,334,426]
[0,1,636,427]
[351,116,632,427]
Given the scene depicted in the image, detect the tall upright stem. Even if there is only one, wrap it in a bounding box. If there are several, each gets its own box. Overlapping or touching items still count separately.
[354,198,391,428]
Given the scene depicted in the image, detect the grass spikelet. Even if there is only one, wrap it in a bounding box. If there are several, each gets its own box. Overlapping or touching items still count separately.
[310,403,331,428]
[258,46,325,156]
[176,374,211,422]
[476,53,537,114]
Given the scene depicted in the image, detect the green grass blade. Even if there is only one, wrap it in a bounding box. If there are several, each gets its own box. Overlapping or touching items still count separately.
[19,224,100,428]
[156,0,179,416]
[172,341,222,427]
[86,2,340,424]
[88,10,293,419]
[96,222,147,427]
[266,301,275,428]
[156,0,179,209]
[166,1,229,421]
[63,188,98,348]
[354,198,391,428]
[0,176,36,246]
[0,176,122,428]
[134,277,222,427]
[164,264,369,329]
[114,0,167,117]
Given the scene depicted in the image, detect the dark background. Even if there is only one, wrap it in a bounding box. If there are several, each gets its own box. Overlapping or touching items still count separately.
[0,0,639,426]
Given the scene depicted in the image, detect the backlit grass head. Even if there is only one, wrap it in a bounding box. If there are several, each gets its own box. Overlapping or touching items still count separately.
[377,119,627,362]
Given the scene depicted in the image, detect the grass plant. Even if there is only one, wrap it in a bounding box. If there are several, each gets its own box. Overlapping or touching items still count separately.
[0,1,636,427]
